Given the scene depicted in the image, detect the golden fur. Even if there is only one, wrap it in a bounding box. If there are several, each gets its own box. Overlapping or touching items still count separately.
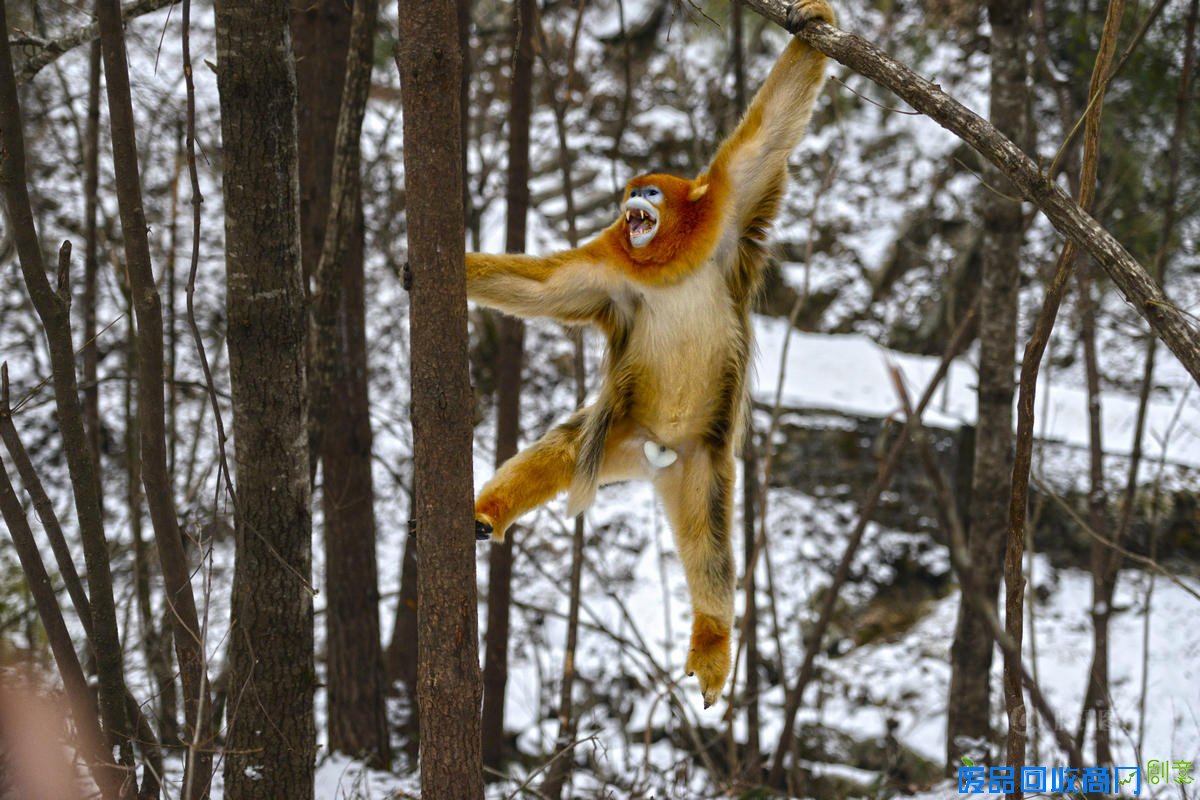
[465,0,833,708]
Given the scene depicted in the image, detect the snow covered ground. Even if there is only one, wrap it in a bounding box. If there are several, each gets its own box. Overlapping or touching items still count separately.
[754,316,1200,472]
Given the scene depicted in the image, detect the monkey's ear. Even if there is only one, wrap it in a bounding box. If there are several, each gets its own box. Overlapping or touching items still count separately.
[688,175,710,202]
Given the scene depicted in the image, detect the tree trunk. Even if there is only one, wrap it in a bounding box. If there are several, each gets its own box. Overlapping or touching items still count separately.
[81,39,103,501]
[386,524,420,754]
[481,0,534,769]
[946,0,1027,773]
[292,0,390,767]
[214,0,315,794]
[396,0,484,796]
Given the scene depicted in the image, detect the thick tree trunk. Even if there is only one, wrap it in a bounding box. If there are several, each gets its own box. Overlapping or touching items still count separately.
[481,0,534,769]
[396,0,484,796]
[946,0,1027,772]
[214,0,315,795]
[292,0,390,767]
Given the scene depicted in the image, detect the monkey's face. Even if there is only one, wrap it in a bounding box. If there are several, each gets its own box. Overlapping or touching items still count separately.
[623,184,663,248]
[619,174,715,267]
[624,173,705,251]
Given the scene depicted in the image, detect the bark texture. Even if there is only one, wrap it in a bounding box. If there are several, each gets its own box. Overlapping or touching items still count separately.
[214,0,316,794]
[946,0,1027,772]
[396,0,484,796]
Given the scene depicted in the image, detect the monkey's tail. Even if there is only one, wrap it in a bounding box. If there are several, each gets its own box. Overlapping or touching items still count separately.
[566,401,613,516]
[566,474,598,518]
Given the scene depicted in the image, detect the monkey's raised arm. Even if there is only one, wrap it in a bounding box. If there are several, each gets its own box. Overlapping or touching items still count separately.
[707,2,832,231]
[466,244,626,325]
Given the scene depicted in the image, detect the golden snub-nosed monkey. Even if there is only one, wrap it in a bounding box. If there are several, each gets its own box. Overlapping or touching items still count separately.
[466,0,834,709]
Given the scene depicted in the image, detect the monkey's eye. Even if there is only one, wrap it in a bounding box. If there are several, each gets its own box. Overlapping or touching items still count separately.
[645,187,661,200]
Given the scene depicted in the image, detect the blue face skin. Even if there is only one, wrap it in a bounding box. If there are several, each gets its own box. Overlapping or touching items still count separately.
[624,185,662,248]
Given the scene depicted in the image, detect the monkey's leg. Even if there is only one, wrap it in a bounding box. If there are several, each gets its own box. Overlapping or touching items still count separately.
[474,410,584,541]
[655,447,736,708]
[474,412,644,540]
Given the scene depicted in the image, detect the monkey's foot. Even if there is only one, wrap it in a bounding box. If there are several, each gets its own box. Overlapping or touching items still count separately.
[785,0,835,33]
[685,613,731,709]
[409,517,492,541]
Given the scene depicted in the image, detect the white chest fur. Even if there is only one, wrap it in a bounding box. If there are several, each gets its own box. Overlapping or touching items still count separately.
[625,263,736,441]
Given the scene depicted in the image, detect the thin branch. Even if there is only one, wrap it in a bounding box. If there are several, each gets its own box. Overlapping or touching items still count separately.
[890,373,1092,789]
[0,454,128,800]
[93,0,212,790]
[182,0,233,518]
[0,366,95,639]
[1005,0,1123,777]
[738,0,1200,386]
[1030,473,1200,604]
[0,6,138,784]
[766,302,977,787]
[10,0,176,84]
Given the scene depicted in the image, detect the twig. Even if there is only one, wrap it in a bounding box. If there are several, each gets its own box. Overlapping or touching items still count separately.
[0,7,139,785]
[0,364,95,638]
[766,302,977,787]
[0,455,129,800]
[1029,474,1200,604]
[10,0,176,84]
[889,372,1091,791]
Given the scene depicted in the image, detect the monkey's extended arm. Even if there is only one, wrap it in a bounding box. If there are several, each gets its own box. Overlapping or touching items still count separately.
[707,1,832,229]
[465,246,629,325]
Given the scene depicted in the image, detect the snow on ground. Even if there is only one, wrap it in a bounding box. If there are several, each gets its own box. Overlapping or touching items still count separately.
[754,315,1200,471]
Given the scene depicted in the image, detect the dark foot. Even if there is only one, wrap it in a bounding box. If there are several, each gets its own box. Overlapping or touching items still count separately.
[475,519,493,541]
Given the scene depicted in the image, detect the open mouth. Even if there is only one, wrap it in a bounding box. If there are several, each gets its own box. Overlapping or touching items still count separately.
[624,198,659,248]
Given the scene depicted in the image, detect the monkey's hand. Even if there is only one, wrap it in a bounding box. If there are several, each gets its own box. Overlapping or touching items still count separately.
[686,613,732,709]
[785,0,835,34]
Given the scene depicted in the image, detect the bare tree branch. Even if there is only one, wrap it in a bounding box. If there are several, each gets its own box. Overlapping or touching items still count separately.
[739,0,1200,387]
[0,8,139,786]
[9,0,175,85]
[93,0,213,791]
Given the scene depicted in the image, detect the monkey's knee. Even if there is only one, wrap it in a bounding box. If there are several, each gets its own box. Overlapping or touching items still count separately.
[474,430,579,541]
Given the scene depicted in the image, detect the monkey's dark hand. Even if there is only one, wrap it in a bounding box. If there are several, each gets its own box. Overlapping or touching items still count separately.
[785,0,835,34]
